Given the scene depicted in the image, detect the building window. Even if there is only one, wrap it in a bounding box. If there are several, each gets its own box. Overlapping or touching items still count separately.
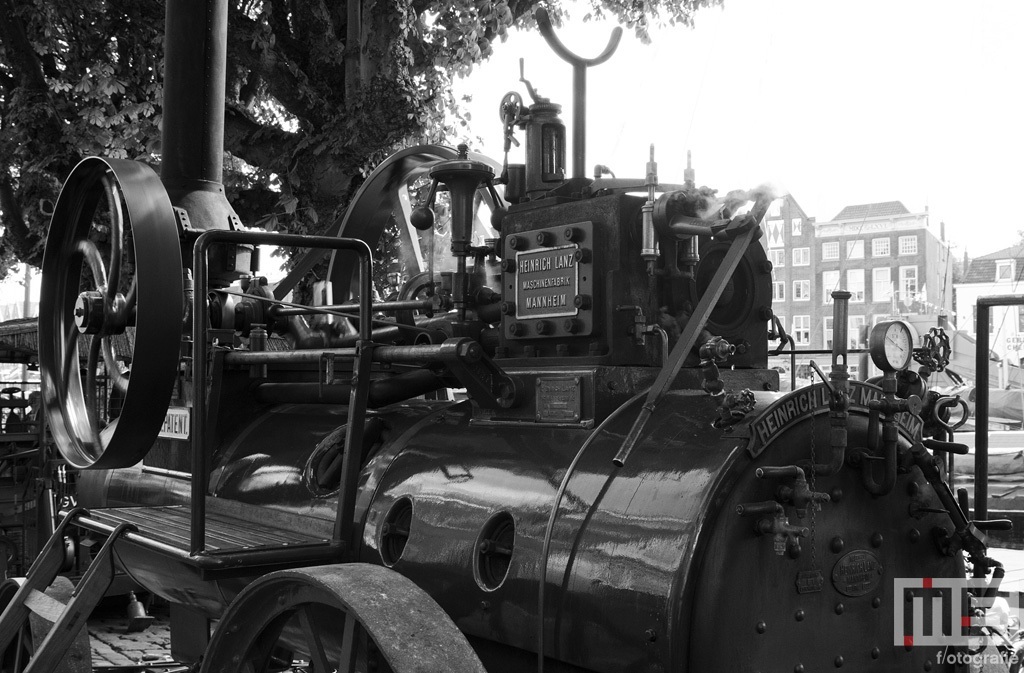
[793,248,810,266]
[793,315,810,345]
[873,267,892,302]
[768,249,785,268]
[822,241,839,261]
[898,235,918,255]
[997,260,1015,282]
[849,315,866,347]
[823,316,833,349]
[899,265,918,302]
[773,281,785,301]
[872,238,890,257]
[769,200,782,217]
[793,280,810,301]
[792,217,803,236]
[847,269,865,302]
[847,240,864,259]
[822,270,840,304]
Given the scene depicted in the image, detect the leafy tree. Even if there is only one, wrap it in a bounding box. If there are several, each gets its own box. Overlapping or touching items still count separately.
[0,0,717,278]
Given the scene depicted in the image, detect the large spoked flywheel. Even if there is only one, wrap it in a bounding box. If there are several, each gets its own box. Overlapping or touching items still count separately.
[39,157,183,469]
[326,145,502,302]
[200,564,486,673]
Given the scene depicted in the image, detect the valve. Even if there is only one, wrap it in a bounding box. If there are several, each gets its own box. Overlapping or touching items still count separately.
[736,500,808,556]
[756,465,831,518]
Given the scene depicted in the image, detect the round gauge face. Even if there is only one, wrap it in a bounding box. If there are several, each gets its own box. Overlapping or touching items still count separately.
[869,321,914,372]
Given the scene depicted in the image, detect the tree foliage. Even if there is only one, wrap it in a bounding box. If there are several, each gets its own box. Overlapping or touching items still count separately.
[0,0,719,278]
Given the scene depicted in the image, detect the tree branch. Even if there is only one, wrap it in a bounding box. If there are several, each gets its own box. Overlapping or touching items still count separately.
[0,174,42,267]
[223,106,298,170]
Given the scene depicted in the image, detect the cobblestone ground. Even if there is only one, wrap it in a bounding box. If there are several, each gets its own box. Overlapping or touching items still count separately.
[87,606,174,668]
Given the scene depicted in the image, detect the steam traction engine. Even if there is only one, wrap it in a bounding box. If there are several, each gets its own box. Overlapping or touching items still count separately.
[0,2,1000,672]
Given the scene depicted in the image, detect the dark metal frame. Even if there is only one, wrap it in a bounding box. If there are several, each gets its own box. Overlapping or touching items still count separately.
[191,230,373,556]
[973,294,1024,519]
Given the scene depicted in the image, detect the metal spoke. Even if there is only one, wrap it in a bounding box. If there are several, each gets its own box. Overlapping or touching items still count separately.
[101,174,122,302]
[85,334,102,443]
[338,614,357,672]
[101,337,128,393]
[74,239,107,293]
[60,324,79,400]
[298,606,332,673]
[123,279,137,317]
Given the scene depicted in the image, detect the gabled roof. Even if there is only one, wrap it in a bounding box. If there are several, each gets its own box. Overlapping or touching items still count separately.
[963,245,1024,284]
[977,244,1024,261]
[831,201,910,221]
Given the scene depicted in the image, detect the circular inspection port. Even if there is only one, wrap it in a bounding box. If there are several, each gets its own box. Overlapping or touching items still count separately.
[475,512,516,591]
[379,497,413,567]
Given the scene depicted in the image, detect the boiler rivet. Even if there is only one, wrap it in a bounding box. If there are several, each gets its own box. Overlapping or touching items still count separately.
[871,647,880,659]
[645,629,657,643]
[835,603,844,615]
[924,661,932,671]
[480,601,490,612]
[871,532,884,548]
[795,610,805,622]
[794,665,805,673]
[756,621,767,634]
[908,528,921,543]
[830,537,845,553]
[907,481,921,496]
[830,488,843,503]
[872,597,882,608]
[834,656,844,668]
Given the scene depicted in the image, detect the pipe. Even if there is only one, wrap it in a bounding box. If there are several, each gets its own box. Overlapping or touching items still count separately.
[161,0,239,236]
[814,291,851,476]
[223,343,466,366]
[252,370,446,407]
[161,0,227,186]
[271,299,433,317]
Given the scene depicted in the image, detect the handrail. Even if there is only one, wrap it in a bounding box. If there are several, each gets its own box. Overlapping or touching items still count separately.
[974,294,1024,520]
[191,230,372,555]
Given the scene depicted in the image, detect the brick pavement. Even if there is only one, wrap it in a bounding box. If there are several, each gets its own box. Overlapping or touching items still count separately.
[87,607,174,668]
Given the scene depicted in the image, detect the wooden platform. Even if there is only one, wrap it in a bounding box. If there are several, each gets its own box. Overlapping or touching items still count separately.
[87,505,329,554]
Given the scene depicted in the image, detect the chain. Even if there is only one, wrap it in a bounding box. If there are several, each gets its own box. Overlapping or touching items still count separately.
[808,416,818,571]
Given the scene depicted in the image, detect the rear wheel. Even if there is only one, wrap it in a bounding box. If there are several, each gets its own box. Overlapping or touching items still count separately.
[200,563,486,673]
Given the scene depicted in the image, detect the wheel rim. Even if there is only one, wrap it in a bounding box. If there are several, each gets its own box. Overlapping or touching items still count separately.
[326,145,502,304]
[200,564,486,673]
[39,157,184,469]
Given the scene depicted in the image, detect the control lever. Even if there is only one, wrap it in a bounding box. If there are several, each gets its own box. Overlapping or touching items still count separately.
[923,437,969,455]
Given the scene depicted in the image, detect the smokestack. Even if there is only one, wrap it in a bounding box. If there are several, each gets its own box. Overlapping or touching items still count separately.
[684,150,695,189]
[160,0,238,233]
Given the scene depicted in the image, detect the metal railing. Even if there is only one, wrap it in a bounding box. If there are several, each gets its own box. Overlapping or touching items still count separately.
[974,295,1024,520]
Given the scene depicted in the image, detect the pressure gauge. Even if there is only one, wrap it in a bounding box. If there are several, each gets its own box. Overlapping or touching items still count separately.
[868,320,915,372]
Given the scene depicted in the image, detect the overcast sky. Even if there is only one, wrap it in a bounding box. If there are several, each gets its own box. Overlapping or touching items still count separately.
[456,0,1024,258]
